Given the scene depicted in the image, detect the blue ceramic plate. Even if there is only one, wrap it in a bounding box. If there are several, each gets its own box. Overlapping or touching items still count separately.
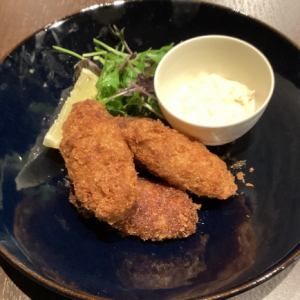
[0,1,299,299]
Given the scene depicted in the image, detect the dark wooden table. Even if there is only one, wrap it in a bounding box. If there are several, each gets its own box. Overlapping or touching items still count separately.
[0,1,299,299]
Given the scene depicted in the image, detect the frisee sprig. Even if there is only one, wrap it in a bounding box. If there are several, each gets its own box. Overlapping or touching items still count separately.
[53,26,173,119]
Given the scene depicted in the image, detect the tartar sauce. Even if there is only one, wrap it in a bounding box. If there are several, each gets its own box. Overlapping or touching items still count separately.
[167,73,255,126]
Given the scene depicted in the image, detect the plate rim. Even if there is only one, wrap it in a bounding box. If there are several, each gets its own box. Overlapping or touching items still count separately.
[0,243,299,299]
[1,0,300,63]
[0,0,300,299]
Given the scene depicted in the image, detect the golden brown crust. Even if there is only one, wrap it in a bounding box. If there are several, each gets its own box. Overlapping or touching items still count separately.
[119,117,237,200]
[115,178,200,241]
[60,100,137,224]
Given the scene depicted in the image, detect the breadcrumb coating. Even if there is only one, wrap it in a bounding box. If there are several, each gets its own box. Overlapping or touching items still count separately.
[60,100,137,224]
[119,118,237,199]
[115,178,200,241]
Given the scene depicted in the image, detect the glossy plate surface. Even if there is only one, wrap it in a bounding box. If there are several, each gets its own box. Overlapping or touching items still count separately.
[0,1,299,299]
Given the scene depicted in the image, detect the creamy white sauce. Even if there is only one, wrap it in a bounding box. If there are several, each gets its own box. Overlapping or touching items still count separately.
[167,73,255,126]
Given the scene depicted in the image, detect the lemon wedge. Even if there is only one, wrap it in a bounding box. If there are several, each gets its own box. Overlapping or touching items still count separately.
[43,68,99,149]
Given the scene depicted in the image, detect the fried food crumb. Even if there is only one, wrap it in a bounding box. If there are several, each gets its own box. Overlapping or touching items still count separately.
[249,167,255,173]
[236,171,255,188]
[230,160,247,170]
[236,171,245,183]
[245,182,254,188]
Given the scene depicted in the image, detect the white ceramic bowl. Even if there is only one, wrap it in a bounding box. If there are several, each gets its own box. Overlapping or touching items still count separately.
[154,35,275,145]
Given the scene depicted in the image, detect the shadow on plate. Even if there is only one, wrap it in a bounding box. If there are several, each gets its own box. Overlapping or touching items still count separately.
[8,181,256,299]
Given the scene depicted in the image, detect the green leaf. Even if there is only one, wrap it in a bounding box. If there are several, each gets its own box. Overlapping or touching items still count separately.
[143,43,174,65]
[120,65,139,87]
[106,97,127,115]
[96,60,120,98]
[53,26,174,120]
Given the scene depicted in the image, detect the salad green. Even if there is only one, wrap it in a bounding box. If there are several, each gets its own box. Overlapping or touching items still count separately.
[53,26,173,119]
